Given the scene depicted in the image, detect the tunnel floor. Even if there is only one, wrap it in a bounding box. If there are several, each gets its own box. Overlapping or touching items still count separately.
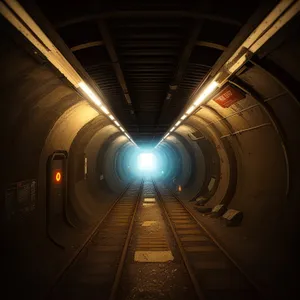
[50,178,261,300]
[118,178,197,300]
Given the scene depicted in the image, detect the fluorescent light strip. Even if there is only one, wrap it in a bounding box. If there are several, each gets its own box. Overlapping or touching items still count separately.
[0,2,81,87]
[186,105,196,115]
[0,1,136,145]
[193,81,219,106]
[114,120,120,127]
[100,105,109,114]
[120,127,125,132]
[166,80,216,141]
[157,1,299,146]
[78,81,102,106]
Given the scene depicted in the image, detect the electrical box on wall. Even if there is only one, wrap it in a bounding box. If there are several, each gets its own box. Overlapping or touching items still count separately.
[5,179,37,220]
[47,150,68,247]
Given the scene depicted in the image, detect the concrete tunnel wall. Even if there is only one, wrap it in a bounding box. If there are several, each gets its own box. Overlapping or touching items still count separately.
[0,34,137,297]
[0,30,211,295]
[0,28,194,296]
[1,11,300,299]
[157,28,300,295]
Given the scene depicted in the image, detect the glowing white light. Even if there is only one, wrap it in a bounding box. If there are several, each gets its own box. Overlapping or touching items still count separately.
[120,127,125,132]
[114,120,120,127]
[170,127,175,132]
[193,80,219,106]
[138,153,156,171]
[175,120,181,126]
[109,114,115,120]
[78,81,102,106]
[186,105,196,115]
[181,114,187,120]
[100,105,109,114]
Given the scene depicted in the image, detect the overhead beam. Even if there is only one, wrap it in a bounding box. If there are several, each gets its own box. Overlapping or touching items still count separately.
[69,39,226,53]
[157,22,204,124]
[56,11,242,28]
[71,41,104,52]
[196,41,227,51]
[97,21,133,108]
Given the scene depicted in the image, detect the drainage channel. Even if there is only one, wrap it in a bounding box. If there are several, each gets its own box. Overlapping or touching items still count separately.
[117,177,198,300]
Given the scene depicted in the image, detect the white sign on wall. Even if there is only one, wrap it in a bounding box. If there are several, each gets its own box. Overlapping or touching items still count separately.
[208,177,216,191]
[84,156,88,179]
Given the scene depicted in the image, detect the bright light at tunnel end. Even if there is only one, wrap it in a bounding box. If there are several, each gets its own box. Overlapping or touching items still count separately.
[138,153,156,171]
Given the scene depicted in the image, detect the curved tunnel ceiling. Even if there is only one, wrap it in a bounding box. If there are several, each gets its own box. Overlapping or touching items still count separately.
[1,1,300,298]
[17,0,278,147]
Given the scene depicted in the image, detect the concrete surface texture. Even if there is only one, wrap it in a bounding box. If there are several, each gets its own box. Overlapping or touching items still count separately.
[0,1,300,299]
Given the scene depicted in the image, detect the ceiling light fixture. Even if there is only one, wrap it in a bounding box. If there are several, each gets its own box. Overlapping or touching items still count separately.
[0,0,136,146]
[186,105,196,115]
[78,81,102,106]
[155,0,300,147]
[100,105,109,115]
[193,80,219,106]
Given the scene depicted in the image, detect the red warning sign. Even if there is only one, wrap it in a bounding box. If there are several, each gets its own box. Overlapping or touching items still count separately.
[213,85,245,108]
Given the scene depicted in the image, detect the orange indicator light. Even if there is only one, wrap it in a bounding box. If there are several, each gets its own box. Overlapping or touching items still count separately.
[55,171,62,183]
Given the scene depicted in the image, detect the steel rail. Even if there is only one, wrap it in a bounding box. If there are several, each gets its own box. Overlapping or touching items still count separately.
[108,179,144,300]
[48,181,133,297]
[153,180,207,300]
[163,182,263,295]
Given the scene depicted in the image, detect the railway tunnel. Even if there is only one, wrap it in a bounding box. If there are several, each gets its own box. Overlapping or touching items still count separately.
[1,0,300,299]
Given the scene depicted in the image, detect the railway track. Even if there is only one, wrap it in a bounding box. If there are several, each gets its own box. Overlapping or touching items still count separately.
[49,178,261,300]
[50,179,143,300]
[153,180,261,300]
[116,178,199,300]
